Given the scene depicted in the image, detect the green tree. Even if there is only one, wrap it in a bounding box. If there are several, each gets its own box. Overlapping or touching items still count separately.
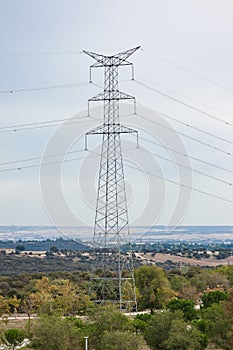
[201,302,231,349]
[224,288,233,348]
[87,305,135,350]
[165,319,207,350]
[217,265,233,286]
[202,290,227,308]
[135,265,174,311]
[98,330,142,350]
[144,310,182,349]
[2,328,25,350]
[169,274,188,293]
[144,310,206,350]
[190,270,229,293]
[167,298,199,321]
[32,315,80,350]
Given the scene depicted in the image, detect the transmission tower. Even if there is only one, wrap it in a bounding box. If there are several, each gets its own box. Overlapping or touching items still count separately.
[84,47,140,311]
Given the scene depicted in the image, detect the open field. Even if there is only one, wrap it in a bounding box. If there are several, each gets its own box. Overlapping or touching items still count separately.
[138,253,233,267]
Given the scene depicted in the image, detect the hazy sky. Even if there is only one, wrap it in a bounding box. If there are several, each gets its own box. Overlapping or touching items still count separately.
[1,0,233,228]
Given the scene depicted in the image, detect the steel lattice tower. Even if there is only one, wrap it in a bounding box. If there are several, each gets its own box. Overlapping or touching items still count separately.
[84,47,140,311]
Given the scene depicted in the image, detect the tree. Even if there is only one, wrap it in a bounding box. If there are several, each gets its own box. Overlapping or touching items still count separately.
[165,319,207,350]
[2,329,25,350]
[89,304,130,334]
[135,265,174,311]
[87,305,136,350]
[224,288,233,348]
[49,278,91,315]
[202,290,227,308]
[167,298,199,321]
[144,310,206,350]
[0,295,20,317]
[190,270,229,293]
[144,310,182,349]
[201,302,231,349]
[32,315,80,350]
[28,276,91,316]
[0,295,10,316]
[169,275,188,293]
[50,246,59,253]
[15,245,25,252]
[98,330,142,350]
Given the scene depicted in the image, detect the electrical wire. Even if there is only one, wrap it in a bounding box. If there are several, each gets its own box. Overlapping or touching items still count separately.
[136,102,233,147]
[125,162,233,205]
[88,89,233,157]
[0,152,92,173]
[0,81,89,95]
[136,147,232,186]
[0,116,103,133]
[0,50,81,57]
[136,112,233,157]
[2,112,233,179]
[0,110,105,133]
[135,79,233,128]
[135,76,233,120]
[141,48,233,95]
[0,149,86,166]
[1,134,233,190]
[138,134,233,175]
[0,142,232,204]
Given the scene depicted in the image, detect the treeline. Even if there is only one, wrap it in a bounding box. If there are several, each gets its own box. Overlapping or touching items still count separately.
[1,265,233,349]
[0,238,90,252]
[0,254,92,275]
[0,265,233,313]
[0,252,142,275]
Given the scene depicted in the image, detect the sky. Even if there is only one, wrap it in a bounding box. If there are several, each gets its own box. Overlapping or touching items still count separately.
[1,0,233,229]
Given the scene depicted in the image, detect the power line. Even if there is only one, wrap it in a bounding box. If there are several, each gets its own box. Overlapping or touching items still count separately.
[0,81,89,95]
[135,79,233,127]
[138,134,233,175]
[87,105,233,158]
[137,147,232,186]
[0,116,102,133]
[0,144,232,205]
[136,112,233,157]
[135,76,233,120]
[0,152,92,173]
[0,50,81,57]
[141,48,233,94]
[0,112,104,133]
[2,111,233,178]
[1,135,232,188]
[1,131,232,177]
[0,149,86,166]
[125,162,233,205]
[85,114,233,175]
[137,102,233,147]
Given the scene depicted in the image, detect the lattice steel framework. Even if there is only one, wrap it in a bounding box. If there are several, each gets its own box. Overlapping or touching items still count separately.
[84,47,140,310]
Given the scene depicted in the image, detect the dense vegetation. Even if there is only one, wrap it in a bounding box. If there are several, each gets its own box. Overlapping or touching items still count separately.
[0,264,233,348]
[0,253,93,275]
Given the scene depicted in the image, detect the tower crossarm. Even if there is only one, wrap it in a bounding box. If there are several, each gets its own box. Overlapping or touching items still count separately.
[85,125,138,150]
[83,46,140,67]
[88,90,135,102]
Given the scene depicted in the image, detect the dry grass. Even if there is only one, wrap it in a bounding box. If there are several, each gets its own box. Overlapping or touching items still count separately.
[138,253,233,267]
